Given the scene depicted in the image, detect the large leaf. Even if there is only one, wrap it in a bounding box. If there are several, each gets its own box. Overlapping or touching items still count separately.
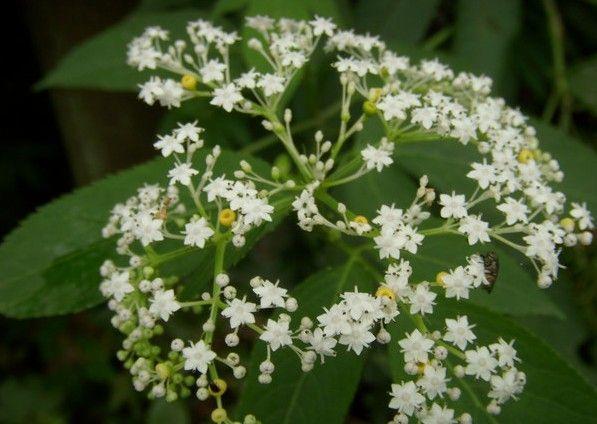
[0,150,291,318]
[37,9,203,92]
[235,262,375,423]
[569,55,597,115]
[452,0,521,97]
[387,300,597,423]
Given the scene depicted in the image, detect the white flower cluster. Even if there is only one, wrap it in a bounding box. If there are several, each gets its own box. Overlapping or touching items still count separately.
[391,325,525,424]
[113,14,595,423]
[102,121,280,252]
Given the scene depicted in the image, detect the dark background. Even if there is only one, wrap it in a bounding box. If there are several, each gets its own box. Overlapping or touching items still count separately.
[1,0,595,422]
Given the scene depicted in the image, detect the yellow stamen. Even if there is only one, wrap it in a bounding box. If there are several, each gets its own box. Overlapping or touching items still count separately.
[517,148,534,164]
[219,208,236,226]
[181,74,198,90]
[375,286,396,301]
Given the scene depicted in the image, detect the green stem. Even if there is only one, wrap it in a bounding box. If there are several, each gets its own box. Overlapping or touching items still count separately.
[204,237,227,345]
[543,0,573,130]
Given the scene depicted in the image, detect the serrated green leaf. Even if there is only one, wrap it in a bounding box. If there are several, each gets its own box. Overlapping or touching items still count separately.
[235,262,375,423]
[387,300,597,423]
[37,9,204,92]
[0,150,291,318]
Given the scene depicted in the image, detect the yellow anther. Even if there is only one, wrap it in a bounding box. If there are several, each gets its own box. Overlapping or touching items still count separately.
[375,286,396,301]
[560,217,575,233]
[219,208,236,227]
[517,148,534,164]
[436,271,449,286]
[155,363,171,380]
[417,362,426,374]
[181,74,198,90]
[209,378,228,396]
[211,408,228,423]
[353,215,369,225]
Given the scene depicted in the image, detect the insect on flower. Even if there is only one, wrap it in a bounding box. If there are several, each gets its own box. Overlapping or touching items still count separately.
[481,251,499,293]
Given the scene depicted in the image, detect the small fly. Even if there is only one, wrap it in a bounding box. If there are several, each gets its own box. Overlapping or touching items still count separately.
[481,251,499,293]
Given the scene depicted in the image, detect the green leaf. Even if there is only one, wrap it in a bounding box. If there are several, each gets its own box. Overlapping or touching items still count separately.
[0,150,291,318]
[355,0,440,47]
[569,55,597,115]
[452,0,521,97]
[387,300,597,423]
[235,261,375,423]
[147,399,190,424]
[36,9,203,92]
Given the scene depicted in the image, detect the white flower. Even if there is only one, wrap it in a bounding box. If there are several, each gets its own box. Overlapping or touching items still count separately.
[154,134,184,157]
[257,74,285,97]
[439,192,467,219]
[183,217,214,248]
[134,213,164,246]
[395,225,424,254]
[373,204,404,231]
[489,338,519,367]
[260,319,293,351]
[399,329,434,363]
[308,328,337,360]
[174,121,203,142]
[221,297,257,328]
[361,138,394,172]
[338,322,376,355]
[182,340,217,373]
[489,368,524,403]
[467,160,496,189]
[442,266,473,300]
[411,106,437,129]
[443,316,476,350]
[389,381,425,416]
[240,197,273,226]
[570,202,593,230]
[200,59,226,83]
[236,69,258,89]
[458,215,490,245]
[317,304,351,336]
[309,15,336,36]
[253,280,287,308]
[149,289,181,321]
[374,228,402,259]
[497,197,529,225]
[106,271,133,302]
[168,163,198,186]
[422,403,455,424]
[342,288,378,320]
[465,346,498,381]
[210,83,243,112]
[158,79,184,108]
[417,365,449,400]
[408,283,436,315]
[203,176,231,201]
